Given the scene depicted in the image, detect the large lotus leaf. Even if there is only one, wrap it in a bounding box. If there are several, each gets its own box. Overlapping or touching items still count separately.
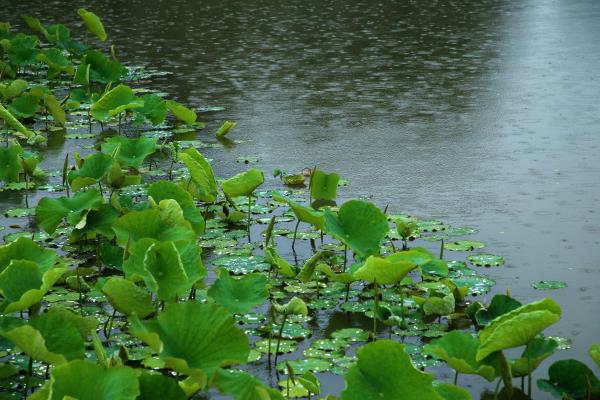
[85,50,125,84]
[214,369,284,400]
[340,340,443,400]
[310,169,340,205]
[0,142,22,182]
[264,246,296,277]
[476,298,562,361]
[178,147,218,203]
[138,371,186,400]
[324,200,388,259]
[70,203,119,241]
[143,241,188,300]
[36,188,103,234]
[537,359,600,399]
[8,93,39,118]
[315,263,357,284]
[43,93,66,124]
[0,318,67,365]
[105,160,141,190]
[221,168,265,198]
[112,206,196,245]
[148,180,205,234]
[475,294,522,326]
[435,384,473,400]
[423,294,456,317]
[166,100,197,124]
[387,247,435,266]
[101,277,154,318]
[272,191,324,229]
[510,337,558,377]
[0,79,27,101]
[49,360,140,400]
[208,271,268,314]
[136,94,167,125]
[591,344,600,368]
[0,260,66,313]
[78,8,107,41]
[353,254,417,284]
[424,331,495,381]
[6,33,38,67]
[0,237,57,272]
[90,84,143,121]
[68,152,114,191]
[130,301,249,380]
[0,103,39,141]
[100,136,157,169]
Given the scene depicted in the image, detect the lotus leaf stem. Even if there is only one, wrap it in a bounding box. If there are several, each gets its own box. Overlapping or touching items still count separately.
[274,314,288,366]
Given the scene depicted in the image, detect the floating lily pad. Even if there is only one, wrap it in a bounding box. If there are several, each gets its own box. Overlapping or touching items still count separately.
[211,256,270,275]
[307,298,339,310]
[444,240,485,251]
[417,220,448,232]
[277,358,332,374]
[255,339,297,354]
[467,253,505,267]
[331,328,370,342]
[278,379,309,398]
[452,275,496,296]
[260,322,312,340]
[532,281,567,290]
[0,182,35,191]
[3,207,35,217]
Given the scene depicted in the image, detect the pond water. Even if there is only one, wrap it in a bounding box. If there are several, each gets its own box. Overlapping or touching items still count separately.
[3,0,600,398]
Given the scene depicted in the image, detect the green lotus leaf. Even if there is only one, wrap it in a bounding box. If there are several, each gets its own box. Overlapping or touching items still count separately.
[476,298,562,361]
[434,384,473,400]
[0,79,27,101]
[222,168,265,198]
[273,191,324,229]
[215,120,237,139]
[214,369,283,400]
[134,93,167,125]
[310,169,339,206]
[0,318,67,365]
[101,136,157,169]
[387,247,435,266]
[43,93,66,124]
[36,188,103,234]
[467,253,504,267]
[475,294,522,326]
[331,328,370,342]
[0,236,57,272]
[68,152,114,191]
[510,337,558,377]
[277,358,332,374]
[138,371,186,400]
[296,251,325,283]
[0,142,22,183]
[6,33,39,67]
[179,147,218,203]
[211,255,271,275]
[84,50,125,84]
[590,344,600,368]
[340,340,444,400]
[49,360,140,400]
[315,263,357,284]
[424,331,495,381]
[130,301,249,380]
[531,280,567,290]
[101,276,155,318]
[353,253,417,284]
[264,246,296,277]
[274,296,308,316]
[0,103,38,141]
[537,359,600,399]
[148,180,205,234]
[208,270,268,314]
[70,203,118,241]
[0,260,67,313]
[8,93,39,118]
[255,339,297,354]
[90,84,143,121]
[421,259,449,278]
[78,8,107,41]
[423,294,455,317]
[444,240,485,251]
[112,205,196,245]
[324,200,388,259]
[166,100,197,124]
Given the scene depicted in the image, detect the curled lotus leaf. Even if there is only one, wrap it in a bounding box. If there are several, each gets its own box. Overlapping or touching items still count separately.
[272,191,324,230]
[353,253,417,285]
[310,169,340,206]
[537,359,600,399]
[222,168,265,199]
[274,296,308,316]
[510,337,558,377]
[78,8,107,41]
[178,147,218,203]
[90,84,144,121]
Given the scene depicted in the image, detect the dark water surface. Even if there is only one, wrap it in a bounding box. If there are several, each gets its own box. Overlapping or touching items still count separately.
[2,0,600,398]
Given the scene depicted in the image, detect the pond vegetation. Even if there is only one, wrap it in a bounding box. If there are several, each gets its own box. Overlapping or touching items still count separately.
[0,9,598,400]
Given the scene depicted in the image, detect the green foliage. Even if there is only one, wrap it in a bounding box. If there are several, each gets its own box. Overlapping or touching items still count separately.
[36,188,103,234]
[222,168,265,198]
[90,84,143,121]
[78,8,107,41]
[537,359,600,399]
[101,136,157,169]
[208,270,268,314]
[178,147,218,203]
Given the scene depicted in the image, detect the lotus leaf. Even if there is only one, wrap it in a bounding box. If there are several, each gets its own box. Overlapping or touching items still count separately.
[316,263,357,284]
[36,188,103,234]
[138,372,186,400]
[166,100,197,124]
[510,337,558,377]
[8,93,39,118]
[467,253,504,267]
[273,191,324,230]
[0,79,27,100]
[331,328,369,342]
[0,103,39,141]
[531,280,567,290]
[78,8,107,41]
[148,180,205,233]
[310,169,340,206]
[101,136,157,169]
[424,331,495,381]
[130,301,249,380]
[423,294,455,317]
[208,270,268,314]
[90,84,143,121]
[353,253,417,284]
[591,344,600,368]
[444,241,485,251]
[340,340,444,400]
[476,298,562,361]
[434,384,473,400]
[324,200,388,259]
[222,168,265,198]
[215,369,284,400]
[179,147,218,203]
[0,143,23,183]
[212,255,271,275]
[265,246,296,277]
[215,120,237,139]
[68,152,114,191]
[274,296,308,316]
[49,360,140,400]
[0,236,56,271]
[101,277,154,318]
[475,294,522,326]
[537,359,600,399]
[277,358,332,374]
[135,94,168,125]
[85,50,125,83]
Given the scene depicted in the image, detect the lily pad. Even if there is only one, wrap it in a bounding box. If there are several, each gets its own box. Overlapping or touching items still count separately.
[532,280,567,290]
[212,255,271,275]
[467,253,505,267]
[444,241,485,251]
